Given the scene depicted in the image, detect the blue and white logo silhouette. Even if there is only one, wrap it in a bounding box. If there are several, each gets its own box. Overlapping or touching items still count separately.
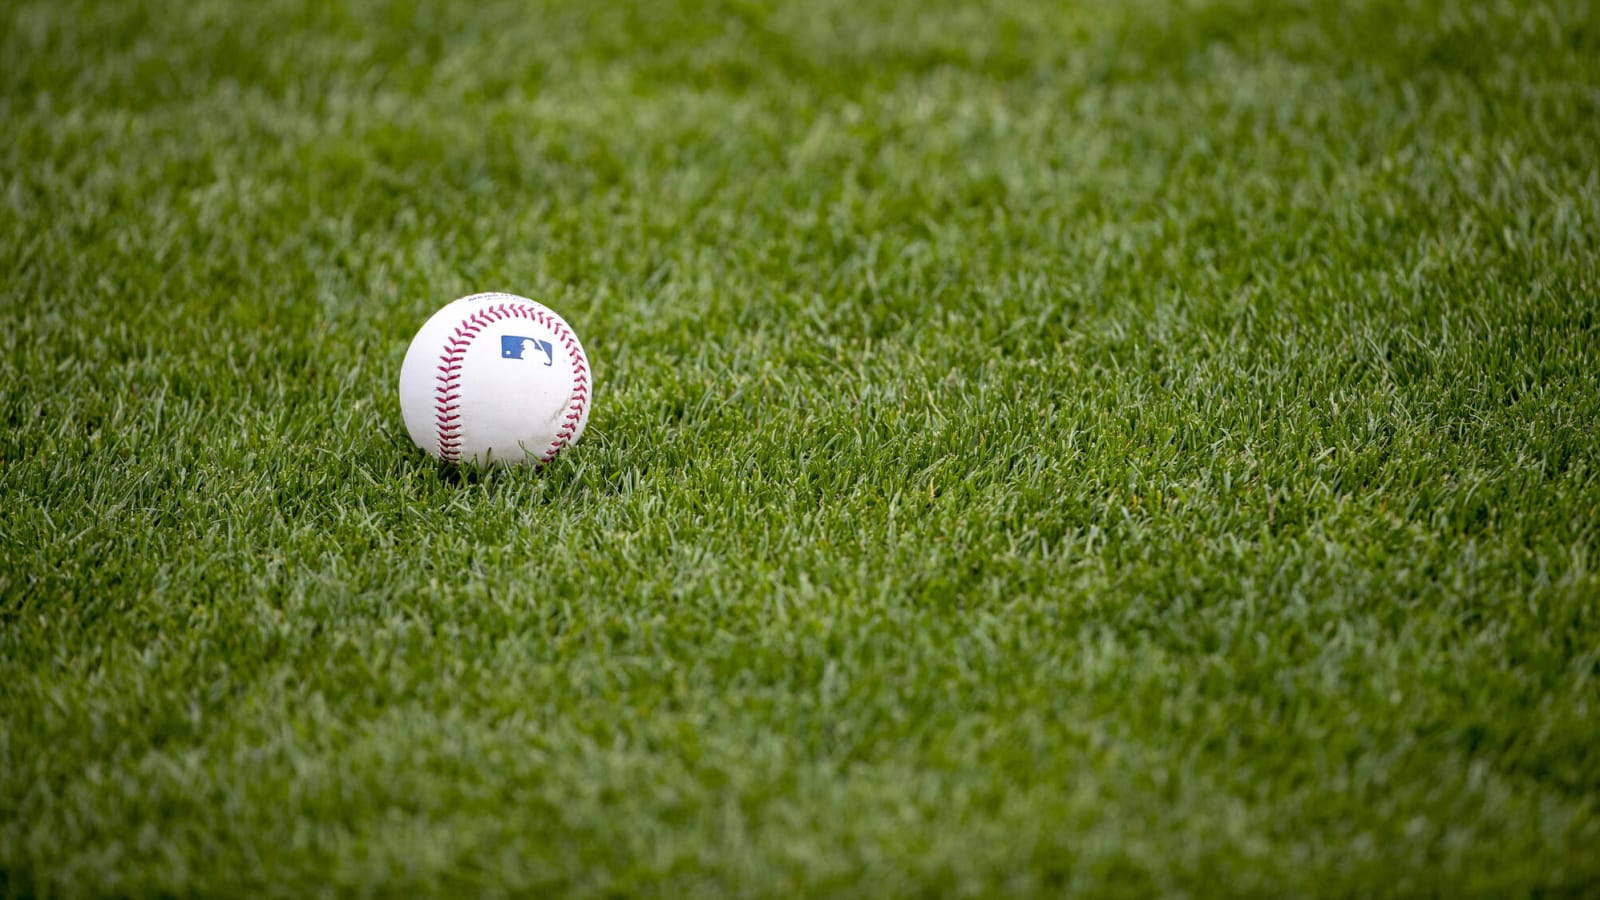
[501,335,554,366]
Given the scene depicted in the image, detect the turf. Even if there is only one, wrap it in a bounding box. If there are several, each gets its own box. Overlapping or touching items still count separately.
[3,0,1599,895]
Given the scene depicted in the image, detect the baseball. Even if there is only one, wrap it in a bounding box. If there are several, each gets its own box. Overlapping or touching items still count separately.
[398,292,592,466]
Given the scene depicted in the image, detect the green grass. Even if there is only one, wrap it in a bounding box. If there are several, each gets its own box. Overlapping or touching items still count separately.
[3,0,1600,894]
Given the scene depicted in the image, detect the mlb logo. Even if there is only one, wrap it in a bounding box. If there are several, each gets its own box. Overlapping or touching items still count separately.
[501,335,554,366]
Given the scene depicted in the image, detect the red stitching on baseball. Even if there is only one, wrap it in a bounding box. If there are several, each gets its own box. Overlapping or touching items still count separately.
[432,299,590,464]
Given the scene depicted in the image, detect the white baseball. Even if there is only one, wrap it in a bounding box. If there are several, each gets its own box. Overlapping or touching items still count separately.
[399,292,592,466]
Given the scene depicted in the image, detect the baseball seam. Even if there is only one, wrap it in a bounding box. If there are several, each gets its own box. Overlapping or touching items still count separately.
[433,301,590,464]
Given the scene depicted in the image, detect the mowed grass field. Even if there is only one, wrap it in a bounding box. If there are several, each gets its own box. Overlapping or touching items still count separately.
[4,0,1599,894]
